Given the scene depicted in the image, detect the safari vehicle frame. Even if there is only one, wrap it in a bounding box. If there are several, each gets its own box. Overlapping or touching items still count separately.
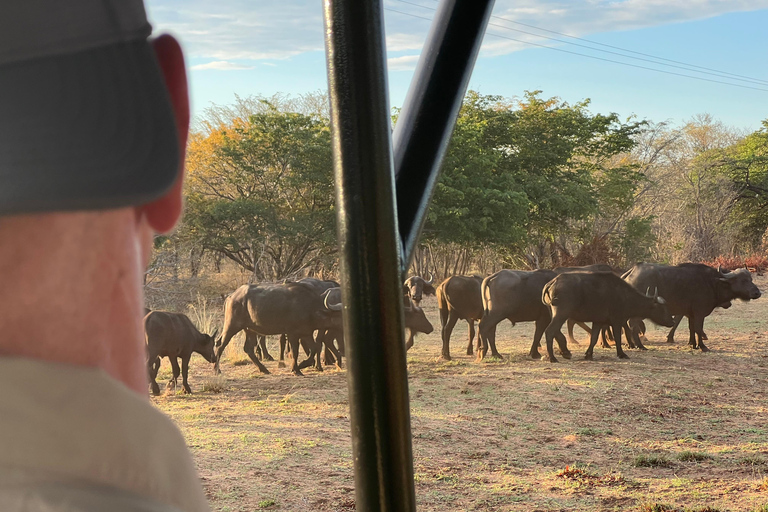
[323,0,495,509]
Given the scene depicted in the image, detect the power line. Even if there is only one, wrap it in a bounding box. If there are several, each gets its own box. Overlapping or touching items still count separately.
[392,0,768,87]
[384,6,768,93]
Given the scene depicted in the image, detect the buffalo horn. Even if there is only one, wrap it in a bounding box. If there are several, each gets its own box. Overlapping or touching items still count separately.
[425,272,434,285]
[324,293,343,311]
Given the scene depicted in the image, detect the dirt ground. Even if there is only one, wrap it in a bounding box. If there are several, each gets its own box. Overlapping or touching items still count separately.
[153,275,768,511]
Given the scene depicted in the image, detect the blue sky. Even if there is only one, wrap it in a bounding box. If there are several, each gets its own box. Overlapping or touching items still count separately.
[145,0,768,132]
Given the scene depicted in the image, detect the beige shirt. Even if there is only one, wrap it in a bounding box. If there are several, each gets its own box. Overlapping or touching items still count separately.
[0,358,210,512]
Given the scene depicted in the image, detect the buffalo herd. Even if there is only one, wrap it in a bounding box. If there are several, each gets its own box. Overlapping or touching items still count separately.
[144,262,761,394]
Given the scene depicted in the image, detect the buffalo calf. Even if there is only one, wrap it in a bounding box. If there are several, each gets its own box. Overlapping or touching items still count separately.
[145,311,218,395]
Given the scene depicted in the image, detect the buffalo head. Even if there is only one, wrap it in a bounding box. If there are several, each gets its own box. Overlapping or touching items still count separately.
[645,288,675,328]
[719,268,761,301]
[200,328,218,363]
[403,273,436,305]
[402,296,434,335]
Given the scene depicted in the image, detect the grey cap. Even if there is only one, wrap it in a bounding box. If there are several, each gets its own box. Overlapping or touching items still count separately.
[0,0,180,215]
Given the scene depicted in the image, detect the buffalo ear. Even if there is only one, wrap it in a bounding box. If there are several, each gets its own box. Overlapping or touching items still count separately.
[425,283,437,295]
[403,284,410,294]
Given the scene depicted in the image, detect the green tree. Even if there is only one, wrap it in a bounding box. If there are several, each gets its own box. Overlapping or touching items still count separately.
[181,102,336,280]
[719,120,768,251]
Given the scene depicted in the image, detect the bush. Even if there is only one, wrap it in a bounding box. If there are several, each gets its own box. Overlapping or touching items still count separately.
[700,254,768,274]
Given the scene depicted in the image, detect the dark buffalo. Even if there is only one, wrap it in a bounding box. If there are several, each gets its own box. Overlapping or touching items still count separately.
[403,295,434,349]
[145,311,218,395]
[215,282,343,376]
[554,264,619,348]
[403,274,436,348]
[436,275,484,360]
[254,277,341,362]
[477,269,571,361]
[316,287,432,353]
[623,263,761,351]
[403,274,436,305]
[542,272,674,362]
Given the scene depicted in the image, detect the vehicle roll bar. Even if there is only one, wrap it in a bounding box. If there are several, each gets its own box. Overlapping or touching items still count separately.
[323,0,494,510]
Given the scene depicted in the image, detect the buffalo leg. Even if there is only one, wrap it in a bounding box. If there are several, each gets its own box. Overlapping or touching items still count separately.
[568,319,589,346]
[440,311,459,360]
[544,312,568,363]
[628,317,645,349]
[321,330,336,366]
[600,326,612,348]
[258,334,274,361]
[214,322,244,374]
[467,320,476,356]
[530,318,547,359]
[687,316,697,349]
[628,323,646,350]
[555,330,571,359]
[168,357,181,393]
[320,331,343,369]
[278,334,287,368]
[181,356,193,394]
[584,323,603,360]
[667,314,684,343]
[286,334,304,376]
[692,315,709,352]
[297,335,321,372]
[486,328,503,360]
[476,316,495,361]
[243,333,271,374]
[612,321,629,359]
[147,355,161,395]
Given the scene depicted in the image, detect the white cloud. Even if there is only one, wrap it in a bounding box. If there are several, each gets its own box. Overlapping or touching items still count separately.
[388,55,420,71]
[191,60,255,70]
[386,32,425,52]
[482,0,768,56]
[145,0,768,62]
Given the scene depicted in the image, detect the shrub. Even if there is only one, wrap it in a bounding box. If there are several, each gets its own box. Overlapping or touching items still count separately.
[700,254,768,274]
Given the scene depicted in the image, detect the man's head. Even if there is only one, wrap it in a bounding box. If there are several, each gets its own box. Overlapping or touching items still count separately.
[0,1,189,395]
[0,0,188,218]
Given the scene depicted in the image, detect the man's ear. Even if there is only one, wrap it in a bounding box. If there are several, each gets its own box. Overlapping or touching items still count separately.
[138,34,189,233]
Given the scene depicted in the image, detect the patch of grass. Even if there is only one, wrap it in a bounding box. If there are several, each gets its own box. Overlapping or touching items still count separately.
[258,498,276,508]
[739,455,767,466]
[753,504,768,512]
[201,377,225,393]
[232,359,250,366]
[639,505,679,512]
[639,505,724,512]
[555,465,627,488]
[634,453,673,468]
[576,427,612,436]
[676,451,713,462]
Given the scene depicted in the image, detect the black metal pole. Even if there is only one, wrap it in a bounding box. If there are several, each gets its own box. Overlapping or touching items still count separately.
[323,1,416,511]
[393,0,496,271]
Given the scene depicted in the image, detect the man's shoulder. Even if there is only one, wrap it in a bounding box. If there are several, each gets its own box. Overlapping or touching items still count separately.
[0,358,210,512]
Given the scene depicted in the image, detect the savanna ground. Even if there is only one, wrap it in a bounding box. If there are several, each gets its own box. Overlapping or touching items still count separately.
[152,275,768,512]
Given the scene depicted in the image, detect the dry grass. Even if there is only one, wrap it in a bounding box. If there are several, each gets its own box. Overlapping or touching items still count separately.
[152,274,768,511]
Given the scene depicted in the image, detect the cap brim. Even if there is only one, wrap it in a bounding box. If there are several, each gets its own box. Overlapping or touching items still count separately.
[0,39,179,215]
